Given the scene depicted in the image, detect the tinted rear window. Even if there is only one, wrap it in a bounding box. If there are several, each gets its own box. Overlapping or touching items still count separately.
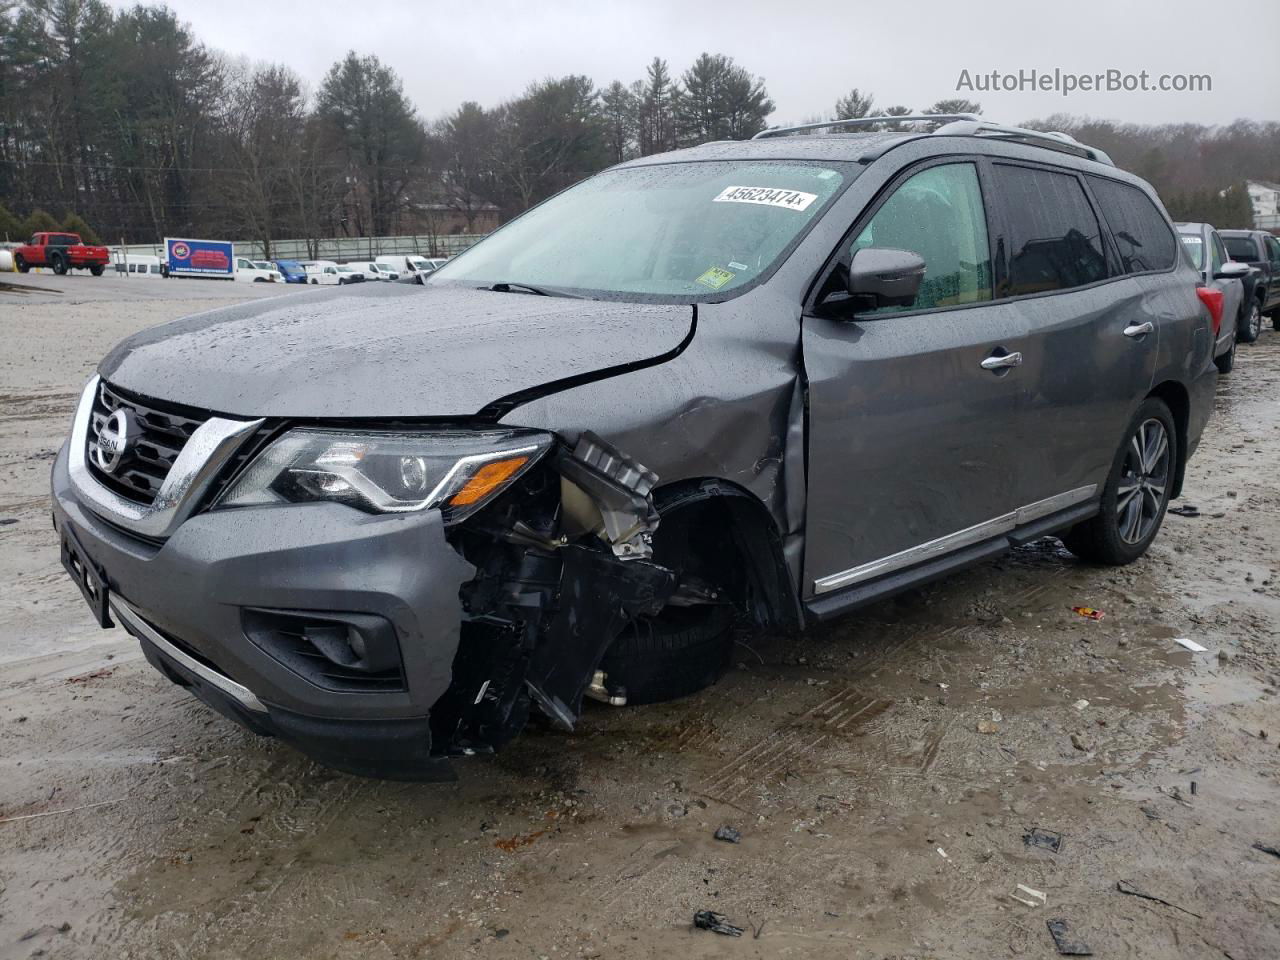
[1222,235,1258,262]
[992,164,1108,297]
[1087,177,1178,273]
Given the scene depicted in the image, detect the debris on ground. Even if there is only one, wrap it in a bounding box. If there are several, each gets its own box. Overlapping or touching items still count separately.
[1168,504,1201,517]
[1073,699,1090,711]
[713,825,741,844]
[1023,827,1064,853]
[976,719,999,734]
[1173,637,1208,653]
[1116,880,1204,918]
[1011,883,1047,907]
[936,847,949,859]
[1071,606,1105,621]
[1070,732,1089,752]
[1046,918,1093,956]
[693,910,744,937]
[1252,842,1280,860]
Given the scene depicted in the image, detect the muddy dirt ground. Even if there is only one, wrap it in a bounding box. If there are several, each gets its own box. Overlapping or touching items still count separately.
[2,274,1278,959]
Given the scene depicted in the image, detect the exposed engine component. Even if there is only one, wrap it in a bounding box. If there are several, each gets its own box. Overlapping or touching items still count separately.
[558,431,660,559]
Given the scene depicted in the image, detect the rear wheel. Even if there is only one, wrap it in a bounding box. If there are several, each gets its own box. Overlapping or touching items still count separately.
[1215,337,1236,374]
[1062,398,1176,565]
[89,264,104,277]
[1238,299,1262,343]
[50,252,67,275]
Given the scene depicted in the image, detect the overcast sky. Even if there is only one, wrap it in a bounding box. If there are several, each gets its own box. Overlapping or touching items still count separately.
[108,0,1279,127]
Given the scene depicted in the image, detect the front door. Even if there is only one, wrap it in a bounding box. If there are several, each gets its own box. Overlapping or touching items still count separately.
[802,160,1029,598]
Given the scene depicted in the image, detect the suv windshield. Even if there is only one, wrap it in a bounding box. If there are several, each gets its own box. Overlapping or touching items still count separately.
[429,160,851,301]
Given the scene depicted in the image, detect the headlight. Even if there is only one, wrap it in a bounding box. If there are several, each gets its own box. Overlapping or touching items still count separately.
[216,428,553,523]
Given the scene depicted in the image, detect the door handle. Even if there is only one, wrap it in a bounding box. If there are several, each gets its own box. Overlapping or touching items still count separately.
[1123,322,1154,338]
[980,352,1023,370]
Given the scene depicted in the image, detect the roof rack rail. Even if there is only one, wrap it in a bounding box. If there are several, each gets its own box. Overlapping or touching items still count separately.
[752,113,1114,166]
[752,114,980,139]
[932,118,1114,165]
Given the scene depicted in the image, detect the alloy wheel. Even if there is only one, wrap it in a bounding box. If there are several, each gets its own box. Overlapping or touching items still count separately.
[1246,301,1262,340]
[1116,418,1170,544]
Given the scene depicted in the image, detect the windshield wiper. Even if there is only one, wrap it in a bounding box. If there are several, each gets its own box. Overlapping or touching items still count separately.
[486,281,583,299]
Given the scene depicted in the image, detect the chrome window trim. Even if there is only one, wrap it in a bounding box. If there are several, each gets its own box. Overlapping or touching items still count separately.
[67,375,265,539]
[111,597,267,713]
[813,484,1097,594]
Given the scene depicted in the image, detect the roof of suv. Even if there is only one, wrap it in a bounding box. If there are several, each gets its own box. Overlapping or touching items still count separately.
[617,115,1117,174]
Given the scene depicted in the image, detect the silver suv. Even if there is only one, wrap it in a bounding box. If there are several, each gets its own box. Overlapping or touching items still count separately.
[53,116,1217,779]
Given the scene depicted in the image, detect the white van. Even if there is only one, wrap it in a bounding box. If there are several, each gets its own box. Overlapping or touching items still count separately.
[235,257,280,282]
[112,254,165,278]
[346,261,386,281]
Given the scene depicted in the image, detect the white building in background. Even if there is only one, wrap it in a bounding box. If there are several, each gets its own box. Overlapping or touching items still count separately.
[1246,180,1280,231]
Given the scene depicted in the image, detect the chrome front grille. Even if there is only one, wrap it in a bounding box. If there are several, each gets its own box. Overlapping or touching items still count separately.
[87,382,207,505]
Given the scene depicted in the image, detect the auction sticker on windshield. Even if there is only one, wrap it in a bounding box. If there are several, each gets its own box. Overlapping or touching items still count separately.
[697,267,736,289]
[713,186,818,211]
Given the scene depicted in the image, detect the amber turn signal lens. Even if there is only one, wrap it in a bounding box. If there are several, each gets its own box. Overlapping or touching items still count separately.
[447,456,530,506]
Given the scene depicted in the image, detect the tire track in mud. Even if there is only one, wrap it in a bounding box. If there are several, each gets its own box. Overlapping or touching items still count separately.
[698,566,1072,808]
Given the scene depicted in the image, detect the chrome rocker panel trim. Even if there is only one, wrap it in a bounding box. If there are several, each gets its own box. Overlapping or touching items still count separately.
[813,484,1097,594]
[67,375,264,539]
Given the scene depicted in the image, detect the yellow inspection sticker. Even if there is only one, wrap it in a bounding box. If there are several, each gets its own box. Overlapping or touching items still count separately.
[696,266,736,289]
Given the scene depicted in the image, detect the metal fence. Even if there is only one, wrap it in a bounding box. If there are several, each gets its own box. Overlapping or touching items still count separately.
[108,233,487,263]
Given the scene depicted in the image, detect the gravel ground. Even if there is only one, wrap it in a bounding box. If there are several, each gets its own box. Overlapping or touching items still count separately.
[1,274,1278,960]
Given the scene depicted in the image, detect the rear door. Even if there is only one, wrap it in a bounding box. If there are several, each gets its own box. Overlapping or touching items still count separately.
[1265,236,1280,310]
[982,163,1158,505]
[802,159,1030,597]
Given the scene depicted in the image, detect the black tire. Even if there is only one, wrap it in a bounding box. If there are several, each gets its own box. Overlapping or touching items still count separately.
[89,264,104,277]
[50,252,67,275]
[14,254,28,273]
[1215,337,1236,374]
[310,278,317,284]
[599,604,734,706]
[1062,397,1176,565]
[1272,312,1280,332]
[1237,299,1262,343]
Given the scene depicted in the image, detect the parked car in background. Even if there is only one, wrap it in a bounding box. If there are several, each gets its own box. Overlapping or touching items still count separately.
[235,257,280,283]
[1176,222,1250,372]
[375,254,440,283]
[1219,229,1280,336]
[273,260,308,284]
[304,261,341,285]
[113,254,164,278]
[53,116,1219,779]
[335,264,368,285]
[13,232,110,276]
[347,261,388,280]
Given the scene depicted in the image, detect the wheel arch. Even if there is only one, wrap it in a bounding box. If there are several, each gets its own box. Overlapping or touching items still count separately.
[1147,379,1190,499]
[652,477,803,631]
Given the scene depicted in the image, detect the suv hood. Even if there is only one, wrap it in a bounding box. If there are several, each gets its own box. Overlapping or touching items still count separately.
[99,284,693,419]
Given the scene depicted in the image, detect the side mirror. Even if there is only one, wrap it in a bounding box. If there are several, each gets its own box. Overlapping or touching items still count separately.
[848,247,927,310]
[1214,260,1250,280]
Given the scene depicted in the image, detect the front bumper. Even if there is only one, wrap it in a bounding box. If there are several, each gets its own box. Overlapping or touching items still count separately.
[51,444,475,780]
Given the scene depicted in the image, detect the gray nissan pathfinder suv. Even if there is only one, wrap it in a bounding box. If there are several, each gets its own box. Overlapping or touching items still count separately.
[52,115,1218,779]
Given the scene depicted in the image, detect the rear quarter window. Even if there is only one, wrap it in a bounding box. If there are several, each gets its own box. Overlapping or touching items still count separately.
[1222,235,1258,262]
[1086,176,1178,274]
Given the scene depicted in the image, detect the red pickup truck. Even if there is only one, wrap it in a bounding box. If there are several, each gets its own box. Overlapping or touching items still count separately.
[13,232,110,276]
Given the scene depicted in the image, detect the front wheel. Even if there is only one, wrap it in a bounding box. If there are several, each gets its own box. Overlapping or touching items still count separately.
[1215,338,1236,374]
[14,254,28,273]
[1238,300,1262,343]
[1062,398,1176,565]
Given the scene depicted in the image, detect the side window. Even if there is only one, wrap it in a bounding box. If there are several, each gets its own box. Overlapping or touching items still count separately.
[1086,176,1178,273]
[991,164,1108,297]
[1268,236,1280,265]
[1222,235,1258,263]
[1210,233,1226,273]
[851,162,992,312]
